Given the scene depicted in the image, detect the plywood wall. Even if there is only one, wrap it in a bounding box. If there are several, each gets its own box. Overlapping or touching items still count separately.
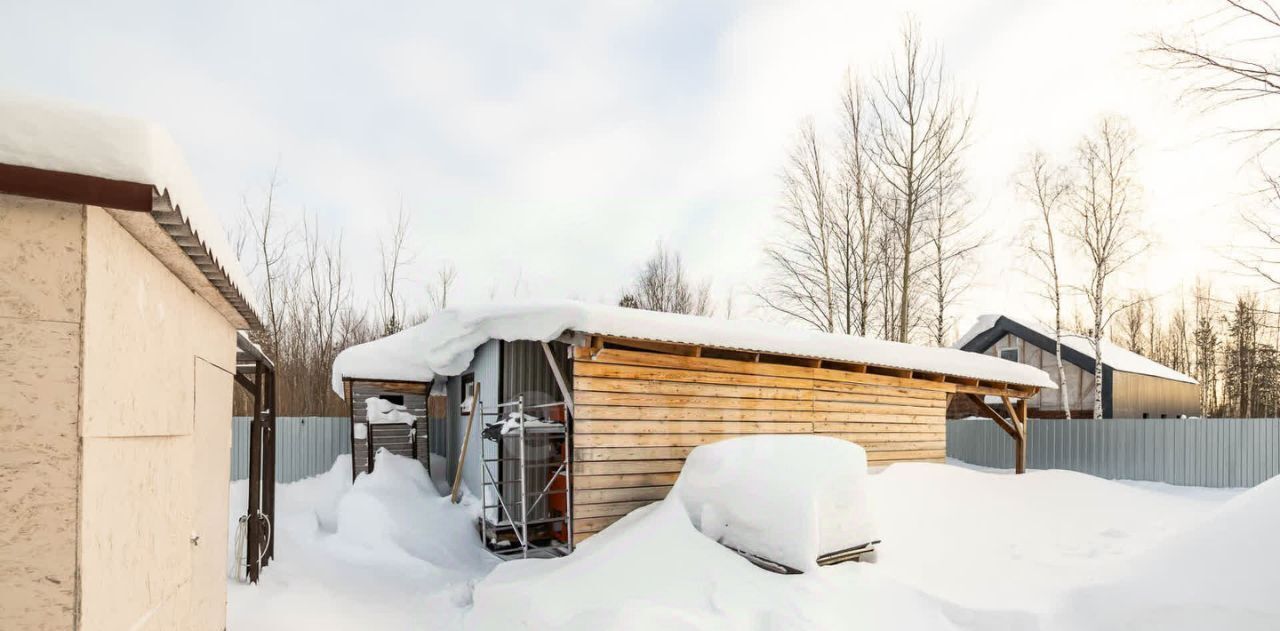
[79,206,237,631]
[0,195,84,631]
[570,347,949,541]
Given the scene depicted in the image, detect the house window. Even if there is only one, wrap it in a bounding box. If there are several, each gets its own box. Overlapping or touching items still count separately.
[999,347,1019,363]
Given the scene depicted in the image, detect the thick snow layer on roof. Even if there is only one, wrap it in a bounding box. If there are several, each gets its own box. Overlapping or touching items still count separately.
[673,436,876,572]
[957,314,1197,384]
[0,92,257,316]
[330,301,1056,396]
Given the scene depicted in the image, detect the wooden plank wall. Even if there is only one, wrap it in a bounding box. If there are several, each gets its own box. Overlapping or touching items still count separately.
[347,380,430,475]
[570,347,950,541]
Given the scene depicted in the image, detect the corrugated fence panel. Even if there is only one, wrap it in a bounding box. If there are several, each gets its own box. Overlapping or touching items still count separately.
[947,417,1280,488]
[231,416,351,483]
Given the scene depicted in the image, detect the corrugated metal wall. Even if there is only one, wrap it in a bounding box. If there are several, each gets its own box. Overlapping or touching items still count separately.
[231,416,350,483]
[947,417,1280,487]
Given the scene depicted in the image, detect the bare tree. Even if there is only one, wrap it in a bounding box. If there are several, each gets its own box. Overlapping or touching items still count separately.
[833,76,881,336]
[1151,1,1280,150]
[1017,150,1074,417]
[1115,293,1150,355]
[1067,117,1147,419]
[759,120,837,331]
[426,262,458,315]
[378,203,415,335]
[870,19,972,343]
[621,242,712,316]
[922,139,979,346]
[243,162,293,359]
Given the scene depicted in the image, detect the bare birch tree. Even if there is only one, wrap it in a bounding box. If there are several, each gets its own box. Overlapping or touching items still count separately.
[833,76,880,336]
[1017,150,1074,417]
[621,242,712,316]
[758,120,838,331]
[426,262,458,315]
[378,203,415,335]
[1067,117,1147,419]
[870,19,972,343]
[922,140,979,346]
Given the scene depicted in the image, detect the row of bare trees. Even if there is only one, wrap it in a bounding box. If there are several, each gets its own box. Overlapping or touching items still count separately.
[232,168,455,414]
[758,21,979,344]
[1103,283,1280,418]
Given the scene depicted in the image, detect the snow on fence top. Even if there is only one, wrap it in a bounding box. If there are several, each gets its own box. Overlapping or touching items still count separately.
[331,300,1056,396]
[0,92,259,324]
[957,313,1197,384]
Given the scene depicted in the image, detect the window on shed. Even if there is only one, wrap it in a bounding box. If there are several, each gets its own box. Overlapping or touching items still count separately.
[999,347,1019,363]
[381,394,405,406]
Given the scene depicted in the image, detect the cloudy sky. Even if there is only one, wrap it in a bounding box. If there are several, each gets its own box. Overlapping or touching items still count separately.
[2,0,1270,341]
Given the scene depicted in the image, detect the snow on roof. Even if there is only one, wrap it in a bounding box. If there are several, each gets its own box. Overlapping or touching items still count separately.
[331,301,1057,396]
[956,313,1197,384]
[0,92,259,323]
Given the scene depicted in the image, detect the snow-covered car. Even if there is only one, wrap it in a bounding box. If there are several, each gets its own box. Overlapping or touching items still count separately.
[670,435,880,573]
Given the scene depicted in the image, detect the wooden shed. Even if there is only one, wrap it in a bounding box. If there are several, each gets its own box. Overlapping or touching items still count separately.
[333,302,1052,556]
[0,95,268,630]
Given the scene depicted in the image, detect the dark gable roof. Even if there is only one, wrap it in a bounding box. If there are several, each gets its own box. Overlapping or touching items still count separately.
[960,316,1099,374]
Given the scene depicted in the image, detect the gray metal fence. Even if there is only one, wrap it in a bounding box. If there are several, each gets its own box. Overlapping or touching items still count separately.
[947,417,1280,488]
[231,416,350,483]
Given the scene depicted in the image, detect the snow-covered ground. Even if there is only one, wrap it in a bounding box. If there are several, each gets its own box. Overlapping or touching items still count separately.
[227,450,1275,630]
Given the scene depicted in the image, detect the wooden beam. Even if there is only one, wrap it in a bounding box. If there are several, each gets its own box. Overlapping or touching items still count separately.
[602,336,701,356]
[540,341,575,417]
[964,393,1018,439]
[233,372,255,394]
[451,382,481,504]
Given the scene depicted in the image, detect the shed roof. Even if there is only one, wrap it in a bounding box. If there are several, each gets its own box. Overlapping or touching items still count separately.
[0,93,260,328]
[956,314,1197,384]
[331,301,1056,397]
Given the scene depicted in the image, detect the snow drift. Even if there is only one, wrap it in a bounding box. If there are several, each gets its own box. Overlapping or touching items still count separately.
[1049,473,1280,631]
[671,435,876,572]
[226,451,495,630]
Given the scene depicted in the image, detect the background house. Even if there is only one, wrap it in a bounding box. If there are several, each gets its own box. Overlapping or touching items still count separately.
[951,314,1200,419]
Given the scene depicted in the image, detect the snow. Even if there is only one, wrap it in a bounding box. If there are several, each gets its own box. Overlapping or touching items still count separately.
[226,450,495,630]
[0,92,257,316]
[491,412,564,435]
[331,301,1057,396]
[365,397,416,425]
[229,450,1272,630]
[670,435,875,572]
[957,313,1197,384]
[1049,474,1280,631]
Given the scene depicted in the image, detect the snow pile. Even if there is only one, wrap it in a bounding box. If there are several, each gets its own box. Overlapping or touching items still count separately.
[1049,474,1280,631]
[365,397,416,424]
[869,462,1232,611]
[957,314,1197,384]
[0,92,257,314]
[671,435,875,572]
[468,499,963,630]
[331,301,1056,396]
[226,450,496,630]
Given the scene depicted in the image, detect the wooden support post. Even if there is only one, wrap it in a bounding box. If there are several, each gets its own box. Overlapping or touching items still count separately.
[264,368,277,564]
[1002,395,1027,475]
[246,362,262,583]
[451,382,481,504]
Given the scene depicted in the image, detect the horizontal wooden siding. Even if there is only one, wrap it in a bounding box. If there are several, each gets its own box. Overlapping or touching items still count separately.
[571,347,949,541]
